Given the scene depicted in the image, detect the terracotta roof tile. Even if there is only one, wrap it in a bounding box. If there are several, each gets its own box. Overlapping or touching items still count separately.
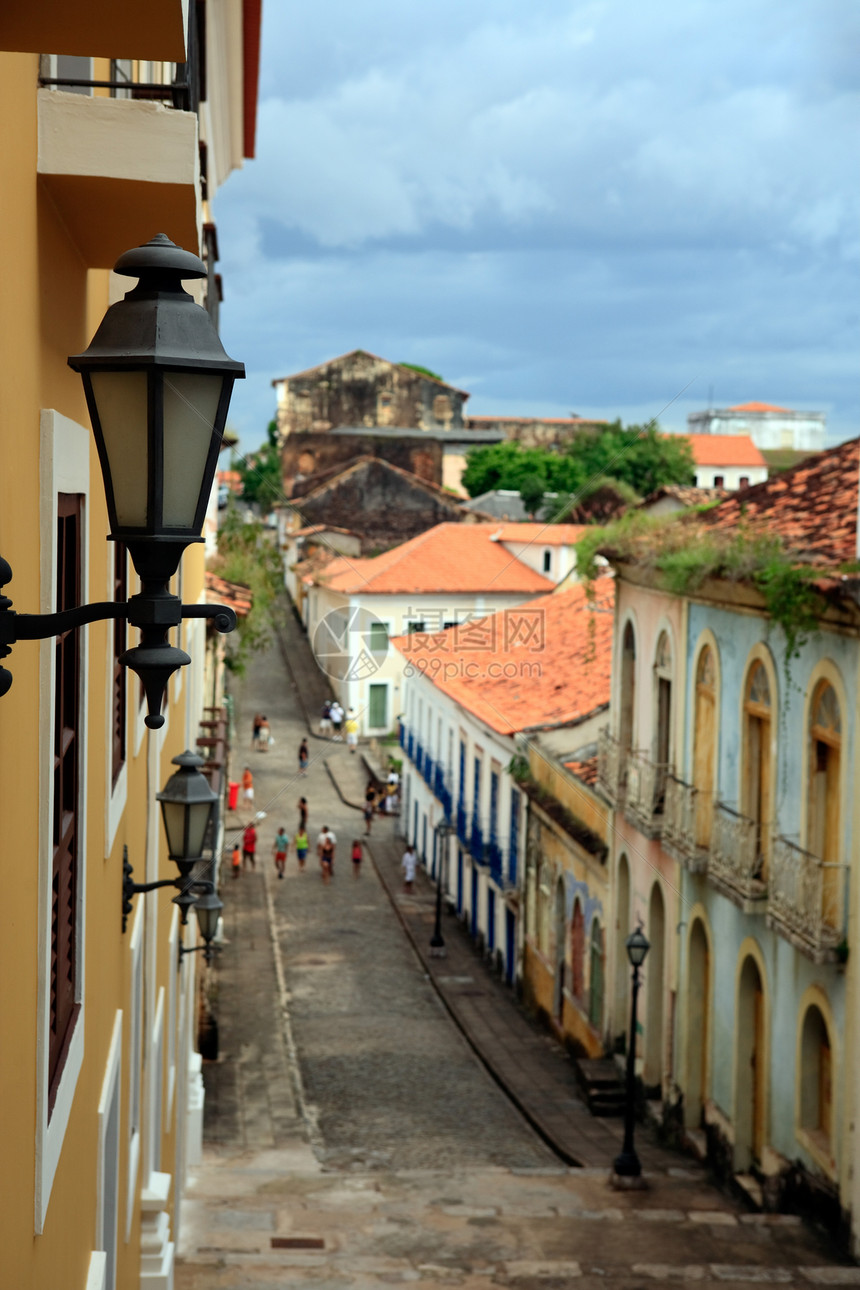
[317,523,555,595]
[684,434,767,468]
[564,756,599,787]
[204,572,252,617]
[491,523,588,544]
[728,401,791,413]
[701,437,860,566]
[392,580,614,735]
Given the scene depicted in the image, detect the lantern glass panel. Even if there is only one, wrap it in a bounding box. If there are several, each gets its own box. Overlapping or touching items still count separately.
[162,372,224,529]
[194,891,222,942]
[160,799,188,858]
[89,371,149,528]
[185,798,213,858]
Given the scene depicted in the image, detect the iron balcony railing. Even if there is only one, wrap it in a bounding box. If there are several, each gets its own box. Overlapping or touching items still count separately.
[456,800,469,848]
[662,774,710,873]
[624,751,670,837]
[709,801,768,906]
[597,727,624,803]
[767,835,844,962]
[470,816,485,862]
[508,835,518,887]
[487,837,504,885]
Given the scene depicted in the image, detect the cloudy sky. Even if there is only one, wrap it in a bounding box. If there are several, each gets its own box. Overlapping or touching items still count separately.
[213,0,860,449]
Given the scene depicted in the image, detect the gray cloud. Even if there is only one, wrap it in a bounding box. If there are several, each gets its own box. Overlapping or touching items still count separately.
[214,0,860,446]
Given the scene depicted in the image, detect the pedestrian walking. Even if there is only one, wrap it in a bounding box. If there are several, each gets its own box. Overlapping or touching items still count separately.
[363,799,374,835]
[319,699,333,736]
[385,765,399,813]
[242,822,257,870]
[272,826,289,879]
[345,708,358,753]
[257,714,271,751]
[251,713,263,751]
[298,737,309,776]
[231,842,241,879]
[297,796,308,831]
[317,825,337,884]
[294,826,309,871]
[351,838,363,878]
[401,843,417,892]
[330,701,344,740]
[242,765,254,808]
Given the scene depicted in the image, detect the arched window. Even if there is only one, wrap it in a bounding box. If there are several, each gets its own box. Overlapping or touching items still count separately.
[571,902,585,999]
[743,660,773,873]
[589,921,605,1029]
[808,681,841,928]
[800,1004,833,1157]
[693,645,716,846]
[620,621,636,755]
[653,630,673,810]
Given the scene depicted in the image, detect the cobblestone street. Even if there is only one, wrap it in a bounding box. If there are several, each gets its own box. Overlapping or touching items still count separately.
[175,613,853,1289]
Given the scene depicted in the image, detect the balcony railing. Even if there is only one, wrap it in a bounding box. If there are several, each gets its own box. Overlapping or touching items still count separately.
[399,722,405,749]
[415,741,424,775]
[767,836,844,962]
[709,802,767,908]
[508,836,518,887]
[456,801,469,848]
[406,730,414,760]
[597,728,624,803]
[662,775,709,873]
[624,752,669,838]
[470,817,485,863]
[423,753,434,787]
[487,838,504,885]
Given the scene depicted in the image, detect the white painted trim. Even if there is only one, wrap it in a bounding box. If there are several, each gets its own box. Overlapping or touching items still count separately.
[125,905,144,1241]
[105,545,129,854]
[34,409,90,1233]
[166,909,179,1125]
[96,1013,122,1287]
[85,1252,107,1290]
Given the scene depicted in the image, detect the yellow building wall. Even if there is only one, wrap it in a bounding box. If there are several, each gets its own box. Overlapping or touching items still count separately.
[0,44,207,1290]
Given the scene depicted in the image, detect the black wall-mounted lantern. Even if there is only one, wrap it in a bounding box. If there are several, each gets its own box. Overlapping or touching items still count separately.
[0,234,244,728]
[122,749,219,931]
[178,884,224,966]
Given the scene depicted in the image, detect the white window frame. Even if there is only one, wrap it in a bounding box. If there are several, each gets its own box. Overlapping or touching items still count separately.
[166,910,179,1124]
[34,409,90,1233]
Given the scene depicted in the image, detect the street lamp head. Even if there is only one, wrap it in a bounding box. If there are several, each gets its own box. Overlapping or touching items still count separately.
[156,749,218,872]
[192,883,223,947]
[626,926,650,968]
[68,233,245,584]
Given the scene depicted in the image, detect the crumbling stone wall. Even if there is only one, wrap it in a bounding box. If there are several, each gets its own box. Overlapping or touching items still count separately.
[284,432,444,493]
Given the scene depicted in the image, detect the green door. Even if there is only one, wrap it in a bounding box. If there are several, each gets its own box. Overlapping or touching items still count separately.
[368,683,388,729]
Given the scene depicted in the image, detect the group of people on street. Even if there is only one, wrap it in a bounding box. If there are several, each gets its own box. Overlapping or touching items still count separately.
[250,713,271,751]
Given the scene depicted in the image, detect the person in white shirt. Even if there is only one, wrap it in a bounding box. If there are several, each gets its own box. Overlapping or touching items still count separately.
[401,845,417,892]
[317,826,337,883]
[330,701,344,740]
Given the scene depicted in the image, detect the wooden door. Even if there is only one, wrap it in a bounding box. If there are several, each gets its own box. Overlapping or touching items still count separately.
[752,979,765,1160]
[693,648,715,846]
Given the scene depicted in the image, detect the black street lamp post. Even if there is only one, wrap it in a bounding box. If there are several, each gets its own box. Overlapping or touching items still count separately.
[430,820,454,957]
[613,925,650,1182]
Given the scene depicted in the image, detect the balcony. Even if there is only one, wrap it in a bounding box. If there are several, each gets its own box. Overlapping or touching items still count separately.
[624,752,669,839]
[470,817,485,863]
[708,802,767,912]
[37,87,200,267]
[398,722,405,749]
[487,838,504,885]
[508,836,518,888]
[597,728,624,804]
[767,837,844,963]
[406,731,414,760]
[424,754,435,787]
[662,775,709,873]
[1,1,187,60]
[456,801,469,848]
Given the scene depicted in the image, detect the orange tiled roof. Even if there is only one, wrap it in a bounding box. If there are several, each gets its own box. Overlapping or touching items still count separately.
[565,756,599,787]
[684,434,767,468]
[391,580,614,735]
[204,572,252,617]
[728,401,791,414]
[701,437,859,566]
[317,523,555,595]
[490,523,588,545]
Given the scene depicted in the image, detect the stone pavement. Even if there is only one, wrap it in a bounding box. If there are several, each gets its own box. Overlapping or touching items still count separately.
[174,612,852,1288]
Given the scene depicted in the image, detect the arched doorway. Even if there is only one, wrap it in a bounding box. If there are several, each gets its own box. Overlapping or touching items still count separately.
[685,918,710,1127]
[645,883,665,1090]
[800,1002,833,1159]
[554,879,567,1021]
[735,954,766,1170]
[614,855,631,1048]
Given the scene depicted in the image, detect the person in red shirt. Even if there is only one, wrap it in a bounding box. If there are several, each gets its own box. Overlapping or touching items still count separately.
[242,823,257,871]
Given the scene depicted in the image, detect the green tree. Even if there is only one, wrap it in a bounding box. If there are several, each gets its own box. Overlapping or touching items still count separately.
[518,473,546,518]
[565,421,695,497]
[213,509,284,675]
[461,441,583,498]
[237,420,283,509]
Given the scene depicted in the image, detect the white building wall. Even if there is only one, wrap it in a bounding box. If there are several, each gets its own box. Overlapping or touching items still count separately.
[693,464,769,490]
